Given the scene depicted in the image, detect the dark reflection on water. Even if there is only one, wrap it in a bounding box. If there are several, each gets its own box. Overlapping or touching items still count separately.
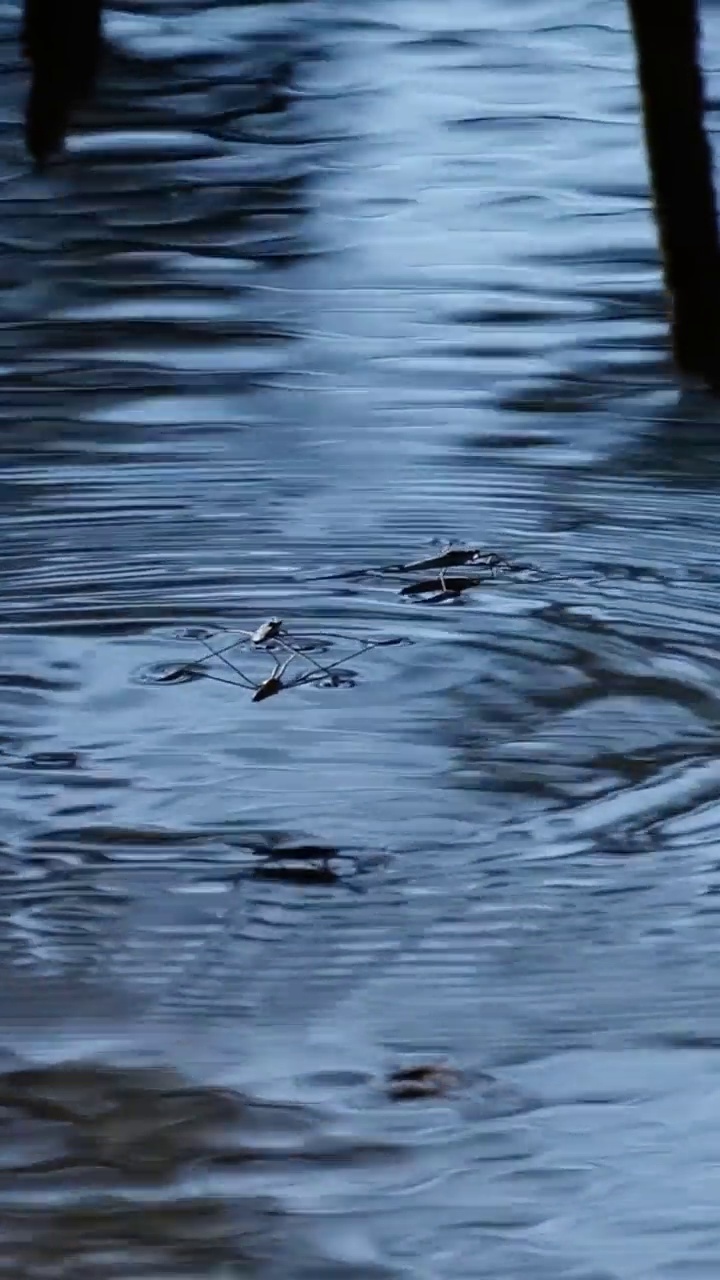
[0,1052,402,1279]
[5,0,720,1276]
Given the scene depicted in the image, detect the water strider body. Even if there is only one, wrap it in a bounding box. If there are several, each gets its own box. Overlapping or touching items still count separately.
[385,547,506,575]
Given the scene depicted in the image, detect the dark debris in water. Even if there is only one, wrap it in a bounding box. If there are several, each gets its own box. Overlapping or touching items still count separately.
[386,1062,462,1101]
[0,746,80,771]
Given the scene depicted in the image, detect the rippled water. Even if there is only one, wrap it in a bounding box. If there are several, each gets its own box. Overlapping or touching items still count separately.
[3,0,720,1275]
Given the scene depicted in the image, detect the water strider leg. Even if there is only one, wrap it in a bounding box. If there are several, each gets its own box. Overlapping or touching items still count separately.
[198,637,256,689]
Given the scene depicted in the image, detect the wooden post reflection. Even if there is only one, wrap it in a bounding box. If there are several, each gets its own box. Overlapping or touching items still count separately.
[16,0,720,391]
[628,0,720,385]
[22,0,103,163]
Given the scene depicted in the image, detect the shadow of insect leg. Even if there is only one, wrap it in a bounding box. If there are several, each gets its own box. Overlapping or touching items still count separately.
[199,638,256,690]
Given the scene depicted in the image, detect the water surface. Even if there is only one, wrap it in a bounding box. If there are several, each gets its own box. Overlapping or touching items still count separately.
[2,1,720,1276]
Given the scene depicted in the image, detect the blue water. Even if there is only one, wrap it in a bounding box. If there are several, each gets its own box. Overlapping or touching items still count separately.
[2,1,720,1276]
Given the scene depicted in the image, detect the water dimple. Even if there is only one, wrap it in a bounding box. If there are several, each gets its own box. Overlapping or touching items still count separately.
[134,660,205,685]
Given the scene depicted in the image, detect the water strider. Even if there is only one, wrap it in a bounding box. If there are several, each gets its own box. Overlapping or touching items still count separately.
[154,621,407,702]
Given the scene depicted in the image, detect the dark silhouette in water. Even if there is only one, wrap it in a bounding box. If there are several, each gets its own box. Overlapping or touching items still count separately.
[22,0,103,163]
[18,0,720,387]
[628,1,720,387]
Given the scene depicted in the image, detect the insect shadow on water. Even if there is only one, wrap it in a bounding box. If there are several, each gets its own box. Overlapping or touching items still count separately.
[150,619,408,703]
[386,1062,462,1101]
[246,840,385,890]
[400,574,486,602]
[0,743,79,770]
[251,843,348,885]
